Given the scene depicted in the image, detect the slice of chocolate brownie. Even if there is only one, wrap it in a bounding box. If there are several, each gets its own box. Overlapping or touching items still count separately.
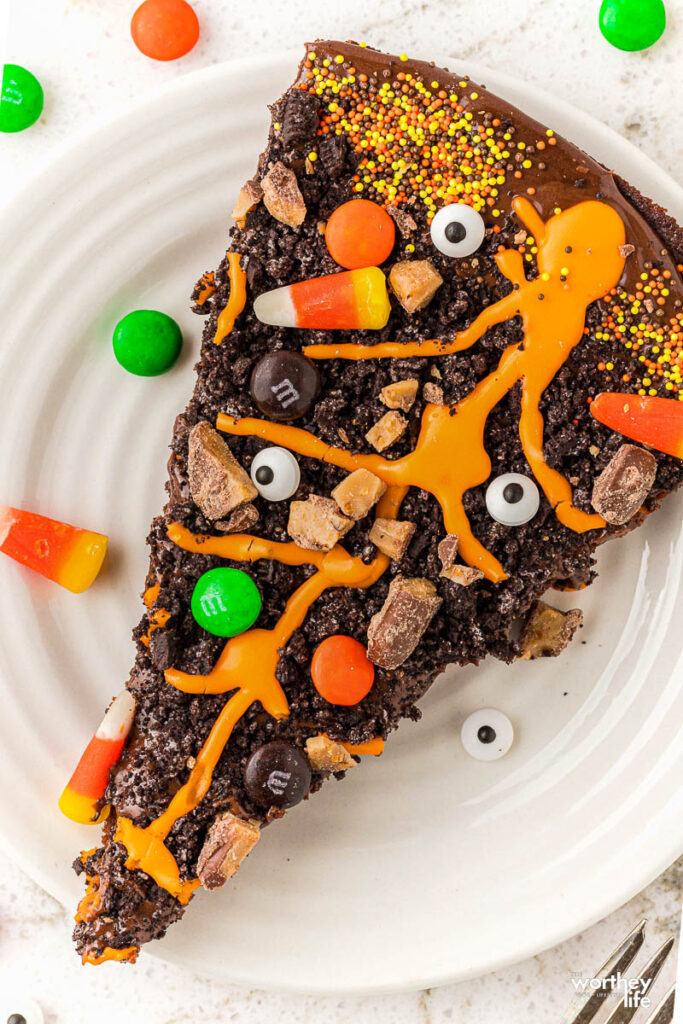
[70,40,683,964]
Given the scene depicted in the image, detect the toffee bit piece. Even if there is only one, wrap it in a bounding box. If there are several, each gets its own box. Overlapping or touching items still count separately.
[305,734,355,773]
[365,410,407,452]
[367,576,442,670]
[188,421,258,520]
[441,564,484,586]
[520,601,583,659]
[261,161,306,228]
[591,443,657,525]
[231,178,263,227]
[618,243,635,259]
[380,377,419,412]
[423,382,445,404]
[389,260,444,314]
[213,503,259,533]
[386,204,418,237]
[196,812,260,890]
[287,494,353,551]
[331,468,387,520]
[437,534,459,572]
[368,517,416,561]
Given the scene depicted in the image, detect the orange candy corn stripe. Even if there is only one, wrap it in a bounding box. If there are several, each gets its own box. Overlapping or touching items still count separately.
[590,392,683,459]
[59,690,136,824]
[253,267,391,330]
[0,506,107,593]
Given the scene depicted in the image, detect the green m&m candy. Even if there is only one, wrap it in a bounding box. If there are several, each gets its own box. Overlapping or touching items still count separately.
[191,567,262,637]
[0,64,44,133]
[599,0,666,51]
[112,309,183,376]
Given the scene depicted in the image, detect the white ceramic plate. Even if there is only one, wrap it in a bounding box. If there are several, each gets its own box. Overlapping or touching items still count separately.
[0,51,682,994]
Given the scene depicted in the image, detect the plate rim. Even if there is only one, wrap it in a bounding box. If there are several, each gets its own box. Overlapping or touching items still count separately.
[0,47,682,994]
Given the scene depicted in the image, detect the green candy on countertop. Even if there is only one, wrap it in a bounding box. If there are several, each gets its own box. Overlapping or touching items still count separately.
[0,64,44,133]
[112,309,183,376]
[191,567,262,637]
[598,0,666,51]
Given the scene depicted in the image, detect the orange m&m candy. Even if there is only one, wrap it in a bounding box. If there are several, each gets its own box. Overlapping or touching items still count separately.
[131,0,199,61]
[325,199,396,270]
[311,635,375,706]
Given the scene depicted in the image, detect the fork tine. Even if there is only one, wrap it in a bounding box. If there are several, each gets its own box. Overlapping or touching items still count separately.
[601,937,675,1024]
[560,920,646,1024]
[641,984,675,1024]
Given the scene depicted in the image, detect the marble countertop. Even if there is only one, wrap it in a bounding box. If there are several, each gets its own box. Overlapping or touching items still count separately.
[1,0,683,1021]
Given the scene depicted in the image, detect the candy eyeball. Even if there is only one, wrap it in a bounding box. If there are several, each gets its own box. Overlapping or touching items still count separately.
[430,203,486,258]
[250,447,300,501]
[2,997,44,1024]
[485,472,540,526]
[461,708,514,762]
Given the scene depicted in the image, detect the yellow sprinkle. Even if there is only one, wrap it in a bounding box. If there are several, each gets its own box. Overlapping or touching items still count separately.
[308,51,316,59]
[546,128,554,137]
[273,122,280,130]
[400,53,408,61]
[334,54,344,63]
[308,152,317,162]
[405,243,415,253]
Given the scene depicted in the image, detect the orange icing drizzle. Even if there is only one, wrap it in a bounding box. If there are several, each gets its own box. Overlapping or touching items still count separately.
[140,581,170,647]
[195,270,216,305]
[220,198,625,581]
[213,253,247,345]
[83,946,139,966]
[340,736,385,755]
[112,489,405,906]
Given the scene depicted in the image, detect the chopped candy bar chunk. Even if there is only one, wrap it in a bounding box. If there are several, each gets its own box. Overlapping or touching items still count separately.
[368,517,416,560]
[367,576,442,669]
[423,382,445,404]
[365,410,407,452]
[520,601,583,659]
[197,812,260,890]
[386,204,418,237]
[305,734,356,773]
[0,506,107,593]
[214,503,259,533]
[389,260,443,313]
[231,178,263,226]
[287,494,354,551]
[591,443,657,524]
[188,421,257,520]
[441,564,484,586]
[437,534,459,572]
[380,378,419,412]
[331,468,387,520]
[260,161,306,228]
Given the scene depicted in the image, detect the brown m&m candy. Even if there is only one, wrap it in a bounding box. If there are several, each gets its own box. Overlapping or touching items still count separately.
[244,740,312,809]
[249,350,321,421]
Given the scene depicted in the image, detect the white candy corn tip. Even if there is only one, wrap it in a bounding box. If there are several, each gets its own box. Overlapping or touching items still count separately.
[96,690,136,741]
[0,506,17,549]
[253,286,297,327]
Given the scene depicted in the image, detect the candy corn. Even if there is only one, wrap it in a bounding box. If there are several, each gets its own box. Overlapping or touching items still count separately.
[59,690,136,824]
[0,506,107,593]
[590,392,683,458]
[253,267,391,330]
